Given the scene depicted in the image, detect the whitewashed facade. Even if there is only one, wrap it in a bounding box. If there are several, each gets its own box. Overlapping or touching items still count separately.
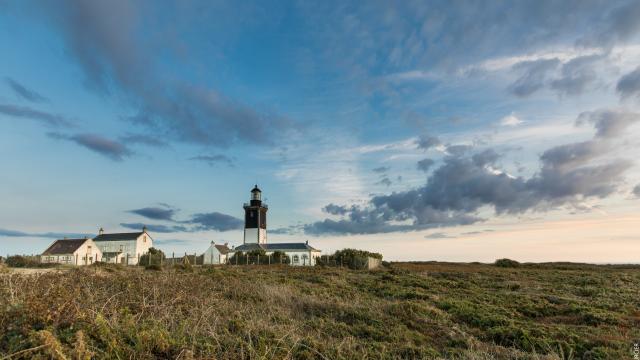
[41,238,103,266]
[93,227,153,265]
[202,241,230,264]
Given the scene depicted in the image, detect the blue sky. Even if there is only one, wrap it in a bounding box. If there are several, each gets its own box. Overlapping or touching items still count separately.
[1,1,639,262]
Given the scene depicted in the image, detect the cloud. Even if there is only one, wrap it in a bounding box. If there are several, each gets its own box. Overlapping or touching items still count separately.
[269,226,302,235]
[424,232,454,239]
[415,134,441,151]
[36,1,297,148]
[549,54,601,97]
[120,134,168,148]
[580,0,640,46]
[323,204,349,215]
[376,176,392,187]
[372,166,389,173]
[417,158,435,172]
[188,212,243,232]
[49,132,132,161]
[616,66,640,100]
[499,113,524,127]
[576,109,639,138]
[508,58,560,97]
[189,155,234,167]
[305,109,634,235]
[128,206,176,221]
[154,239,191,246]
[0,228,92,238]
[0,103,70,127]
[120,223,187,233]
[5,77,48,102]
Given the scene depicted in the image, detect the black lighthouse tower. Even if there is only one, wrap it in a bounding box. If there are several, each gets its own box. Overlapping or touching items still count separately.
[243,185,268,244]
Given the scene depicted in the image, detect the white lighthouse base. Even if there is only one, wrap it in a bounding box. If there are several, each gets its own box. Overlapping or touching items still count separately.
[244,228,267,244]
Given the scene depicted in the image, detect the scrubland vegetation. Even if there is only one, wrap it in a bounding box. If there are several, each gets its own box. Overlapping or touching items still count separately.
[0,261,638,359]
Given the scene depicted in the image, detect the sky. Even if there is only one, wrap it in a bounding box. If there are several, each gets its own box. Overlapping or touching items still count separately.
[1,0,639,262]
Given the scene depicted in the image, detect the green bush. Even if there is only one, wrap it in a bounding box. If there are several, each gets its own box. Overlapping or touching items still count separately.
[494,258,520,268]
[145,263,163,271]
[5,255,57,268]
[319,248,383,270]
[139,248,165,266]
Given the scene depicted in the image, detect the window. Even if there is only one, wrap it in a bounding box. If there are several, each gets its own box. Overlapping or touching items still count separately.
[143,235,147,243]
[293,255,299,263]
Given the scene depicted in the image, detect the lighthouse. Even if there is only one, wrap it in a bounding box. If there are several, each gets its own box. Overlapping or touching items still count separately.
[243,185,268,244]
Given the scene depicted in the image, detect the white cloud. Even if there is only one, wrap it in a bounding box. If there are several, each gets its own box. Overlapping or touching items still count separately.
[499,113,524,127]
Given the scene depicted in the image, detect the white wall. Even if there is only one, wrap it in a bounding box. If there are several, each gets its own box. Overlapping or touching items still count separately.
[94,233,152,265]
[202,244,227,264]
[264,250,320,266]
[41,238,103,266]
[243,228,267,244]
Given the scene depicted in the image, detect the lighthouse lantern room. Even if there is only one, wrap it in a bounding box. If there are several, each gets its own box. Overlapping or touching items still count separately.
[243,185,268,244]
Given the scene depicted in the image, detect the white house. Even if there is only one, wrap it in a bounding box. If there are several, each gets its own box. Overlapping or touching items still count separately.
[202,241,231,264]
[230,186,321,266]
[41,238,102,266]
[92,226,153,265]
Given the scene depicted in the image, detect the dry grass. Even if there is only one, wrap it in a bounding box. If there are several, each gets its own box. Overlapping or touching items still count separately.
[0,262,638,359]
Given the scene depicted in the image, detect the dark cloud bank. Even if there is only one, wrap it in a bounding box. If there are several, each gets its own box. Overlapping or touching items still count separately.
[127,205,244,233]
[305,109,638,235]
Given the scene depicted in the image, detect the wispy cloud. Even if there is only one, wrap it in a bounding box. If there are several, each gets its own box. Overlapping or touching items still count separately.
[49,132,132,161]
[189,154,234,167]
[0,228,92,239]
[128,205,176,221]
[5,77,48,102]
[0,104,70,127]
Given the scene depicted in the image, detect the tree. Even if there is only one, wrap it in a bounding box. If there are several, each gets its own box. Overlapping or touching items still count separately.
[139,247,165,266]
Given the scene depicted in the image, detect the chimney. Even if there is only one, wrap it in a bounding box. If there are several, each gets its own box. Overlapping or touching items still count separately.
[211,240,215,245]
[99,227,104,235]
[305,240,308,245]
[142,225,147,232]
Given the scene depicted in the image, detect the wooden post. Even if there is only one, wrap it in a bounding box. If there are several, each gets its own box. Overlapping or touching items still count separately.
[246,254,248,265]
[268,255,271,265]
[172,252,175,265]
[257,254,260,265]
[235,254,238,265]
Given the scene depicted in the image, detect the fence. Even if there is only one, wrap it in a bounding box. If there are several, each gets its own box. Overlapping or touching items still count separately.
[3,253,382,269]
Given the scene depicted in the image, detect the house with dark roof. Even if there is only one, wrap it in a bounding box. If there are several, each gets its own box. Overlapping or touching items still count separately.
[202,241,231,265]
[41,237,102,266]
[93,226,153,265]
[231,241,321,266]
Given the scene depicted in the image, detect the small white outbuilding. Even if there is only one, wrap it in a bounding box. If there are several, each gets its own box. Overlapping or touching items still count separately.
[202,241,231,265]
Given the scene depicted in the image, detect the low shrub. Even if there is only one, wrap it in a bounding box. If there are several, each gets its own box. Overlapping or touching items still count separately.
[5,255,57,268]
[494,258,520,268]
[145,263,163,271]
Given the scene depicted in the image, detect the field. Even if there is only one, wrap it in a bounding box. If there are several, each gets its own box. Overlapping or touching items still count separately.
[0,262,638,359]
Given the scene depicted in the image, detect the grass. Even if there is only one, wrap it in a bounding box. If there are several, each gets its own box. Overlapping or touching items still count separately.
[0,262,638,359]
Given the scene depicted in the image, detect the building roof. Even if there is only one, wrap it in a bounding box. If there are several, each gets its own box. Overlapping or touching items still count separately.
[214,244,230,254]
[233,242,319,252]
[251,184,261,193]
[93,232,144,242]
[42,238,89,255]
